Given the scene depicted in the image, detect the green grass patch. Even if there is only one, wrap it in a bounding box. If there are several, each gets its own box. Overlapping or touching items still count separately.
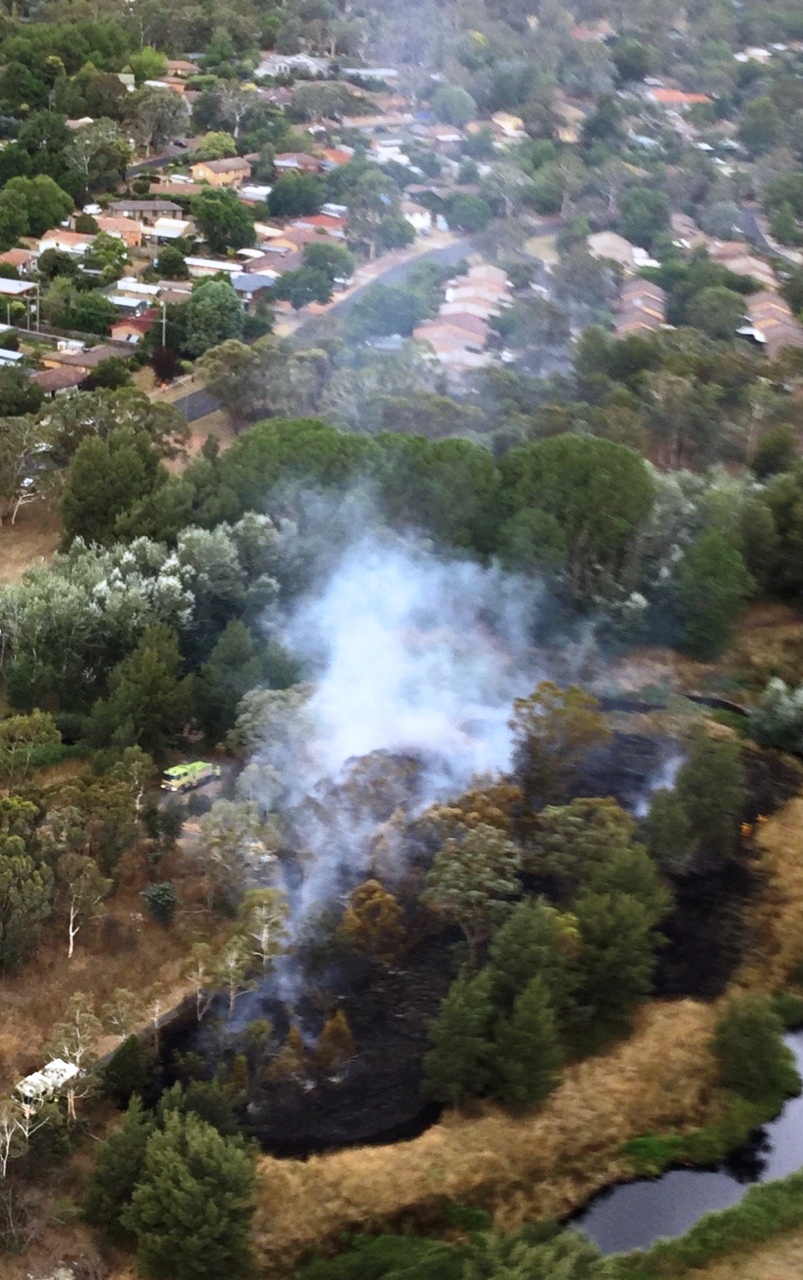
[619,1134,684,1177]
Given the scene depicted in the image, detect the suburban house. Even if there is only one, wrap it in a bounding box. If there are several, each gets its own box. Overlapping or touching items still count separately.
[741,292,803,359]
[38,229,97,256]
[190,157,252,188]
[0,248,35,275]
[445,280,508,309]
[239,185,274,205]
[108,199,183,225]
[671,212,708,252]
[291,213,347,238]
[151,181,205,198]
[165,59,199,78]
[401,200,433,234]
[707,240,779,290]
[42,344,123,374]
[184,257,242,278]
[31,367,86,397]
[412,262,512,375]
[588,231,659,273]
[341,66,399,81]
[147,217,194,243]
[273,152,323,174]
[415,314,490,345]
[94,215,143,248]
[256,53,330,77]
[615,279,668,336]
[320,147,354,170]
[231,273,275,309]
[491,111,527,140]
[110,311,159,343]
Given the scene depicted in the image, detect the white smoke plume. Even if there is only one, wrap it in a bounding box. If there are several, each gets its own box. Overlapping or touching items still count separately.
[282,530,546,785]
[233,524,606,954]
[223,523,690,1025]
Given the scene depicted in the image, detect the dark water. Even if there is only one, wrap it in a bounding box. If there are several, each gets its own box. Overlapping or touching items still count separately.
[576,1031,803,1254]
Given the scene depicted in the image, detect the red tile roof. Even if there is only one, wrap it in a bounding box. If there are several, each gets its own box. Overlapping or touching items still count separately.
[649,89,712,106]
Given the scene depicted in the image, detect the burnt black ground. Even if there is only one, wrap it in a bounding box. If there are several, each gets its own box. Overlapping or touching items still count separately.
[158,737,802,1155]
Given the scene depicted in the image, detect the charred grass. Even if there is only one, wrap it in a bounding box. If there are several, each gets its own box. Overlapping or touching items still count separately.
[252,1000,718,1274]
[245,787,803,1274]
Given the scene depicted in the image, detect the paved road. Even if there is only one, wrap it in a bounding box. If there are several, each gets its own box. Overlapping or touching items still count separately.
[296,215,564,335]
[171,389,221,422]
[325,236,480,319]
[740,205,800,267]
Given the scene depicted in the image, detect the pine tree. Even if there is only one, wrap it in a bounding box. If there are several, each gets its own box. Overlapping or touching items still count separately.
[675,733,746,862]
[84,1095,155,1242]
[423,970,495,1105]
[315,1010,356,1074]
[121,1110,256,1280]
[487,898,577,1023]
[493,976,561,1110]
[642,788,694,873]
[267,1025,308,1082]
[572,891,657,1033]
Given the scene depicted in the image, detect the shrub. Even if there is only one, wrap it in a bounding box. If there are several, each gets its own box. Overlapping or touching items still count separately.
[141,882,177,925]
[713,993,800,1107]
[749,678,803,754]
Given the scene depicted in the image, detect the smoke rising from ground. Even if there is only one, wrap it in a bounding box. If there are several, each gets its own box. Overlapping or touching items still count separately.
[237,528,561,954]
[282,531,546,787]
[228,523,680,1015]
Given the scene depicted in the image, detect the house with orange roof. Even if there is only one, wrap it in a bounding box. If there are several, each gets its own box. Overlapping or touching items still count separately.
[110,311,159,343]
[615,280,667,337]
[742,292,803,359]
[166,59,198,78]
[94,215,143,248]
[0,248,35,275]
[648,88,712,107]
[38,228,97,256]
[291,213,347,238]
[320,148,354,170]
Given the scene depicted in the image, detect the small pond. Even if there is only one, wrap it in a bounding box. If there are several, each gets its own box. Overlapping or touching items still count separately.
[575,1030,803,1254]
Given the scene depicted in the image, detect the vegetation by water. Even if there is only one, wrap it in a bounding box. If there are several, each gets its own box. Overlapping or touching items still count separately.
[606,1169,803,1280]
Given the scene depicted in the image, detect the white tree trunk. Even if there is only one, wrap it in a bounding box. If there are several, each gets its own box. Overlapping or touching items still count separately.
[68,901,78,959]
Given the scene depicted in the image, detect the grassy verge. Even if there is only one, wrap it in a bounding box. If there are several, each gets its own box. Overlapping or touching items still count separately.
[619,1090,789,1179]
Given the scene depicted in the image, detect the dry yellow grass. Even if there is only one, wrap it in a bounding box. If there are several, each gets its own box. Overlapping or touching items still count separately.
[0,836,231,1093]
[0,501,61,585]
[253,1000,717,1273]
[733,796,803,993]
